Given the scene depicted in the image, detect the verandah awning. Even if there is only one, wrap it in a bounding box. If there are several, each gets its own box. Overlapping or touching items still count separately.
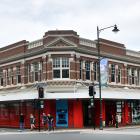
[0,87,140,101]
[46,87,140,100]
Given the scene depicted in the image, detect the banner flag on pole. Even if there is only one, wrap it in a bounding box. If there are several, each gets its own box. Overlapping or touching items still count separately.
[100,58,108,87]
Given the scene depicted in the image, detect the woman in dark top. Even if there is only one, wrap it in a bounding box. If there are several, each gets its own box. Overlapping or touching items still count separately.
[19,113,24,131]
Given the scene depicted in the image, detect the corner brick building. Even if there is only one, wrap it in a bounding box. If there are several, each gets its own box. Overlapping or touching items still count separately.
[0,30,140,128]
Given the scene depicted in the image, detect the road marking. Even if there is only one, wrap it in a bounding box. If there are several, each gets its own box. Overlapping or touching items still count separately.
[80,130,140,136]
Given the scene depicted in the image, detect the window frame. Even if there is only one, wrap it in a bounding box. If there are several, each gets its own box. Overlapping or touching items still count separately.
[53,57,69,79]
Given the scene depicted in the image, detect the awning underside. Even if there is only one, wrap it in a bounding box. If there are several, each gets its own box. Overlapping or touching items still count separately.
[0,87,139,101]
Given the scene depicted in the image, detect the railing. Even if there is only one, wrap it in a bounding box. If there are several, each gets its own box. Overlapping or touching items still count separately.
[126,50,140,58]
[28,39,43,49]
[80,38,96,48]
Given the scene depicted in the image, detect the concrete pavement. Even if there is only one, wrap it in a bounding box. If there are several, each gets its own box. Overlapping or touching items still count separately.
[0,126,140,135]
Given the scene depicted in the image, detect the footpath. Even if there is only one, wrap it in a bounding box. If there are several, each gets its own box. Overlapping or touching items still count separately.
[0,125,140,135]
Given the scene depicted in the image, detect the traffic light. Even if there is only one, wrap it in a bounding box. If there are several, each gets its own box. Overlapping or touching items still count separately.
[89,85,96,96]
[38,87,44,98]
[89,86,93,96]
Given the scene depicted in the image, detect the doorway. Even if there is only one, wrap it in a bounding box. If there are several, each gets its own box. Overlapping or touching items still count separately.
[82,100,93,127]
[105,100,116,126]
[56,100,68,127]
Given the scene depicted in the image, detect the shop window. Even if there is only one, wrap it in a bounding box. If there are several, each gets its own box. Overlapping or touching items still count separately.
[131,101,140,124]
[116,101,123,123]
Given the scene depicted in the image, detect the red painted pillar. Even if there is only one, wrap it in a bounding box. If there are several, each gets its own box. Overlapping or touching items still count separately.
[122,101,129,125]
[73,100,83,128]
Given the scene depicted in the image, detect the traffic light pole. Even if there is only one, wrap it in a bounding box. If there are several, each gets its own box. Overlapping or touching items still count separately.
[89,85,96,129]
[38,99,41,132]
[91,87,95,130]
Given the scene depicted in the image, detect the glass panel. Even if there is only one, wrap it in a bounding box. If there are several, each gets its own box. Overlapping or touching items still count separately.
[53,70,60,78]
[85,62,90,80]
[62,69,69,78]
[17,75,21,83]
[111,64,115,82]
[16,66,20,75]
[34,63,39,72]
[53,58,60,68]
[132,101,140,124]
[62,58,69,67]
[35,72,38,81]
[94,62,97,81]
[80,61,82,79]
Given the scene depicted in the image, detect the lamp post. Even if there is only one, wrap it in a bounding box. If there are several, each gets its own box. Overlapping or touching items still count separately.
[97,24,119,130]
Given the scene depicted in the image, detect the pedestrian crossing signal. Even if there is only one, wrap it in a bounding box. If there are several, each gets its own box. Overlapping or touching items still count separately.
[38,87,44,98]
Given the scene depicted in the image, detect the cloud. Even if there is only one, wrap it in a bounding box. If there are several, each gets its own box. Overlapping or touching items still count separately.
[0,0,139,51]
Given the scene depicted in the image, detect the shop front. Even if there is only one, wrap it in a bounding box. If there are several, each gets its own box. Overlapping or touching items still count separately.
[0,87,140,128]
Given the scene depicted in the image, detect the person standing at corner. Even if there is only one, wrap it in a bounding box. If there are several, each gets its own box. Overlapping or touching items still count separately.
[19,113,24,131]
[30,114,36,131]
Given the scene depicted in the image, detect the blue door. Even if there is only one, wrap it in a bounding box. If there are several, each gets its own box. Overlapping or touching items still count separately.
[56,100,68,127]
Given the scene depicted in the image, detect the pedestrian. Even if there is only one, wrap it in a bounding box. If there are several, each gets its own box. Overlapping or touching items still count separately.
[19,113,24,131]
[30,114,36,131]
[108,113,112,126]
[47,113,54,131]
[115,113,119,128]
[42,113,47,130]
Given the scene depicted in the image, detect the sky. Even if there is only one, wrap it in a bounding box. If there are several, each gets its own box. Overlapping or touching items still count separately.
[0,0,140,51]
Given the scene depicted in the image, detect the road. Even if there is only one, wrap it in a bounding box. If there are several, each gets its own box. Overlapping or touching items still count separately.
[0,127,140,140]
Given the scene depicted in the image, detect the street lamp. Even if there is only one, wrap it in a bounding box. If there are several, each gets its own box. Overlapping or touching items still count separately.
[97,24,119,130]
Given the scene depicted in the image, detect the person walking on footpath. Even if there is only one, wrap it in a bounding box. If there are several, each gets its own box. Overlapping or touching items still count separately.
[115,113,119,128]
[30,114,36,131]
[47,113,54,131]
[19,113,24,131]
[42,113,47,131]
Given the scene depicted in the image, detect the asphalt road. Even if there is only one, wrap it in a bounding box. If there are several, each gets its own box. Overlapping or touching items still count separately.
[0,130,140,140]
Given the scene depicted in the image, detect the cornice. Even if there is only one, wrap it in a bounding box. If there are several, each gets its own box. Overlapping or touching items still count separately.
[0,45,140,66]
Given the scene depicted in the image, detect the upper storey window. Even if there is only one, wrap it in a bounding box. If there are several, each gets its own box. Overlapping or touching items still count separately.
[117,66,121,83]
[53,58,69,79]
[127,67,139,85]
[80,61,83,79]
[94,62,98,81]
[16,66,21,84]
[85,61,90,80]
[111,64,116,82]
[33,62,40,82]
[0,69,3,86]
[27,62,42,83]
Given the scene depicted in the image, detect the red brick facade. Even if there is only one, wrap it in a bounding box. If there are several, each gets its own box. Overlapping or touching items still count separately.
[0,30,140,129]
